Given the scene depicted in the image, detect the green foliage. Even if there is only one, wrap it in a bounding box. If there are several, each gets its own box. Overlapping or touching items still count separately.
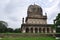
[55,20,60,26]
[14,28,21,33]
[7,28,14,33]
[0,21,21,33]
[51,24,56,29]
[54,13,60,33]
[56,28,60,33]
[55,13,60,25]
[0,21,8,33]
[56,13,60,20]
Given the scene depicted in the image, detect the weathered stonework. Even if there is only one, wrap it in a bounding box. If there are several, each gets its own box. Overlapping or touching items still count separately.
[26,19,47,24]
[21,4,55,33]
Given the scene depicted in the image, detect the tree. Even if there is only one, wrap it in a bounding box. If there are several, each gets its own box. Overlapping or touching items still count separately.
[55,13,60,25]
[54,13,60,33]
[14,28,21,33]
[0,21,8,33]
[7,28,14,33]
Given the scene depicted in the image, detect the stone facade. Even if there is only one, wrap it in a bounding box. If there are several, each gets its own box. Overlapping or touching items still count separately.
[21,4,56,33]
[26,19,47,24]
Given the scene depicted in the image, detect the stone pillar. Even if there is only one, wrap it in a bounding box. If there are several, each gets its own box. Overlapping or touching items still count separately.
[38,27,39,33]
[33,27,35,33]
[22,28,26,33]
[53,29,56,33]
[41,27,43,33]
[45,27,47,33]
[22,30,25,33]
[29,27,31,33]
[49,27,51,33]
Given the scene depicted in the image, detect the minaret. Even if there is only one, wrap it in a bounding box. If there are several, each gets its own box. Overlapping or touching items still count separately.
[22,18,24,24]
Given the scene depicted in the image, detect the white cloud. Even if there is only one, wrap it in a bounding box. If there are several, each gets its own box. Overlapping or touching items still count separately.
[45,0,60,24]
[0,0,60,29]
[49,0,53,2]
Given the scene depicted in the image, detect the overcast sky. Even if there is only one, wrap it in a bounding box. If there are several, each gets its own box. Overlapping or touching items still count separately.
[0,0,60,29]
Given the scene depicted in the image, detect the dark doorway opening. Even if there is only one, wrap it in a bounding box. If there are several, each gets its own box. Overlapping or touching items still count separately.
[35,28,38,33]
[26,28,29,33]
[31,28,33,33]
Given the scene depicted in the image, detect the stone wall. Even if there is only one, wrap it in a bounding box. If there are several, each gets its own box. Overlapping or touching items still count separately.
[26,19,47,24]
[0,33,54,38]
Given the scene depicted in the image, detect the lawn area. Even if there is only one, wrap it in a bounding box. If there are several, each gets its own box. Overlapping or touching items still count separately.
[0,37,56,40]
[0,33,57,40]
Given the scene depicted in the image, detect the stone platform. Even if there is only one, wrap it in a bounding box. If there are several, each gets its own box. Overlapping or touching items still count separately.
[0,33,56,38]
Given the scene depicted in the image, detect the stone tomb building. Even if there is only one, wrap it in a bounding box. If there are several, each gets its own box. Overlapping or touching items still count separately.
[21,4,55,33]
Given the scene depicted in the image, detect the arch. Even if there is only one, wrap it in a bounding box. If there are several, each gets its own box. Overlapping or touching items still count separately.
[47,28,49,33]
[43,28,45,33]
[26,28,29,33]
[35,28,38,33]
[31,28,33,33]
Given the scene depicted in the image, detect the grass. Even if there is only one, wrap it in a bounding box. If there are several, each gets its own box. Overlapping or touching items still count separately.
[0,33,57,40]
[0,37,56,40]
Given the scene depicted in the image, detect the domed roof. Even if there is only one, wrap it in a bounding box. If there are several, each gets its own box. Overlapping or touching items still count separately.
[27,4,43,15]
[28,4,41,8]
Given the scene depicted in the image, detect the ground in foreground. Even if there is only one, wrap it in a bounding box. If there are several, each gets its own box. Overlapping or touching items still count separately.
[0,37,56,40]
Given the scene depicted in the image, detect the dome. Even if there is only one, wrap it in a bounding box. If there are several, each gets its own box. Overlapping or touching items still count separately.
[27,4,43,15]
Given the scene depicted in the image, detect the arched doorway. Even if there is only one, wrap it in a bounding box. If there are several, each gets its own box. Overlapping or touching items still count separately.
[26,28,29,33]
[43,28,45,33]
[35,28,38,33]
[47,28,49,33]
[31,28,33,33]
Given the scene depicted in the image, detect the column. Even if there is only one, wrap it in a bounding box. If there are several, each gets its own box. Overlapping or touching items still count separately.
[38,27,39,33]
[22,30,25,33]
[45,27,47,33]
[53,29,56,33]
[41,27,43,33]
[22,28,26,33]
[33,27,35,33]
[29,27,31,33]
[49,27,51,33]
